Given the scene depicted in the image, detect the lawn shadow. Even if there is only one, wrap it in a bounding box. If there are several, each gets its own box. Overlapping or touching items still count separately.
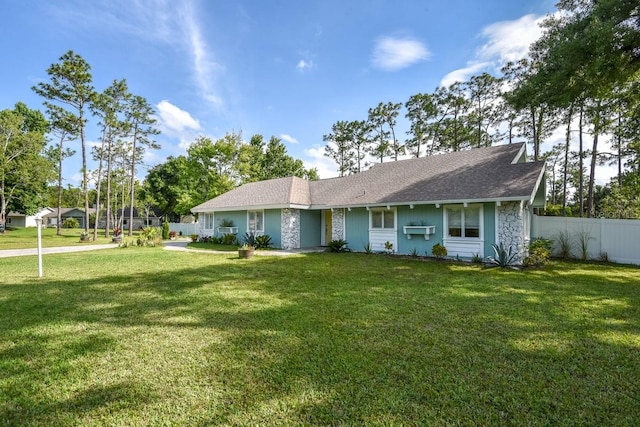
[1,382,154,426]
[1,250,639,424]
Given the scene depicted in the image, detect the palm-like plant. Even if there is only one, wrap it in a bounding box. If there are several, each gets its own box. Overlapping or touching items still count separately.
[487,243,519,268]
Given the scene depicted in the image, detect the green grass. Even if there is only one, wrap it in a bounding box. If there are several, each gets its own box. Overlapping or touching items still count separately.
[0,227,115,249]
[187,242,240,251]
[187,242,278,252]
[1,249,639,426]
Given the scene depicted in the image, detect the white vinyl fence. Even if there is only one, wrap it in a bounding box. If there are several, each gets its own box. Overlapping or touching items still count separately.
[532,215,640,265]
[168,222,199,236]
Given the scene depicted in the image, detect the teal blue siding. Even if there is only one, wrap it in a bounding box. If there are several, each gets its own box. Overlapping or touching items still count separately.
[300,210,321,247]
[264,209,282,248]
[214,210,281,247]
[397,205,445,255]
[216,211,245,240]
[483,202,496,256]
[344,208,369,251]
[217,203,498,254]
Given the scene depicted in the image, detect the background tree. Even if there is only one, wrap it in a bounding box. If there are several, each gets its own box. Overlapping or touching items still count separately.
[91,79,130,238]
[432,83,474,152]
[466,72,503,148]
[45,105,77,235]
[0,105,50,231]
[186,135,238,209]
[367,102,403,162]
[240,134,317,181]
[405,93,437,157]
[124,95,160,236]
[502,59,558,162]
[367,103,392,163]
[323,121,355,176]
[33,50,95,232]
[349,120,371,173]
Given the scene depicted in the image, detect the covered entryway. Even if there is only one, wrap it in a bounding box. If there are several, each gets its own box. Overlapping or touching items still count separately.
[322,210,332,245]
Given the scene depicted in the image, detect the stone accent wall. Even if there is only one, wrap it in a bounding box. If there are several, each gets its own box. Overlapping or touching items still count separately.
[331,209,345,241]
[280,208,300,249]
[497,201,526,263]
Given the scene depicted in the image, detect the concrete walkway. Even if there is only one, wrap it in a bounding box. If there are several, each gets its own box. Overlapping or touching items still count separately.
[0,244,119,258]
[0,239,325,258]
[163,239,326,256]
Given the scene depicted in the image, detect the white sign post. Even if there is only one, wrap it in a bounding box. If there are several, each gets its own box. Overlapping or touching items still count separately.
[35,216,43,277]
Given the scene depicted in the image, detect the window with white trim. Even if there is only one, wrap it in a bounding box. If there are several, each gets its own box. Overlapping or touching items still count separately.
[370,208,395,229]
[445,205,482,238]
[204,213,214,229]
[248,210,264,233]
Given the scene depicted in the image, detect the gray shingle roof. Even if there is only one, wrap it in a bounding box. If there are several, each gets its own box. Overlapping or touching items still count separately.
[42,207,97,217]
[192,176,311,212]
[191,143,545,212]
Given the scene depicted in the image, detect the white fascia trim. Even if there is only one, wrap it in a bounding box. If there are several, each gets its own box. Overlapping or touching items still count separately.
[192,203,310,213]
[495,204,500,247]
[512,143,527,164]
[529,164,547,206]
[322,197,531,210]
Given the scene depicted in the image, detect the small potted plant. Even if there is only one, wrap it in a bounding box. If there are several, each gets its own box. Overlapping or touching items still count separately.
[112,227,123,243]
[238,243,255,259]
[190,233,199,242]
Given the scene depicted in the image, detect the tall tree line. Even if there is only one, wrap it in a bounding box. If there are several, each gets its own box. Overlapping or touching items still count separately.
[144,132,318,221]
[323,73,506,177]
[323,0,639,218]
[0,103,51,232]
[33,50,160,238]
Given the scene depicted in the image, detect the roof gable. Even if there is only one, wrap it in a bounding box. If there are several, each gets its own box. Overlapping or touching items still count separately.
[192,176,311,212]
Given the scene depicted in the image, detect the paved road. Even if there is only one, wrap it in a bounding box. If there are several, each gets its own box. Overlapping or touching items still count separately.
[0,244,119,258]
[163,240,325,256]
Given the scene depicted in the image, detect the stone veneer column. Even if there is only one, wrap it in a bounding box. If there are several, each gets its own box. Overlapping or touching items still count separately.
[280,208,300,249]
[331,209,345,241]
[497,201,526,263]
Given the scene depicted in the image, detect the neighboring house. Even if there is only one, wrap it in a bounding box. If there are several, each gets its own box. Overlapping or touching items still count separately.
[97,207,162,230]
[6,208,54,227]
[191,143,546,260]
[43,207,96,228]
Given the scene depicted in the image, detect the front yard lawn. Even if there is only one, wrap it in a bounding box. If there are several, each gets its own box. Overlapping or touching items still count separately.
[1,249,639,425]
[0,227,114,249]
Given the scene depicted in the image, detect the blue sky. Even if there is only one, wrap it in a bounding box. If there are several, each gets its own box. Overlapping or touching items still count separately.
[1,0,566,185]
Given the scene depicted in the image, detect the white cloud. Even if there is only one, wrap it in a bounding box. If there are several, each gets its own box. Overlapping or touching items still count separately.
[280,134,298,144]
[296,59,313,71]
[156,100,200,134]
[47,1,225,109]
[69,172,83,186]
[179,2,224,107]
[303,146,340,179]
[440,62,491,87]
[478,14,546,64]
[440,14,546,86]
[45,0,175,43]
[156,100,202,149]
[371,36,430,71]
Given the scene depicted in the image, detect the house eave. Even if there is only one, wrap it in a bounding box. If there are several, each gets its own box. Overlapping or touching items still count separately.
[529,164,547,207]
[315,196,533,210]
[512,143,528,164]
[192,203,310,213]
